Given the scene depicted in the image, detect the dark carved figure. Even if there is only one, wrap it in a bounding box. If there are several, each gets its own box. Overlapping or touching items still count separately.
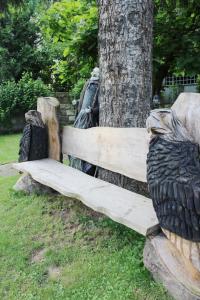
[146,109,200,274]
[69,67,99,176]
[148,136,200,241]
[19,110,48,162]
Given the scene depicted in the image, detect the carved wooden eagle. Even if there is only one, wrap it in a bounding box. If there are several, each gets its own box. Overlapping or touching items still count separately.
[146,109,200,273]
[19,110,48,162]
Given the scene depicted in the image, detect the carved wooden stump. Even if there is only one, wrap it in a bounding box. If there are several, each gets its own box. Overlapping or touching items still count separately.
[37,97,60,161]
[143,233,200,300]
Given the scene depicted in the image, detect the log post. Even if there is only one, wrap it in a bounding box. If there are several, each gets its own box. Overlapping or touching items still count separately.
[37,97,60,161]
[143,234,200,300]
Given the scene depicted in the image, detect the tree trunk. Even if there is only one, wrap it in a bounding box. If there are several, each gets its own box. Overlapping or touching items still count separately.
[98,0,153,193]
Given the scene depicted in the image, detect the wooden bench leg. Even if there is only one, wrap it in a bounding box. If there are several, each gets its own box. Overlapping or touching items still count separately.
[143,233,200,300]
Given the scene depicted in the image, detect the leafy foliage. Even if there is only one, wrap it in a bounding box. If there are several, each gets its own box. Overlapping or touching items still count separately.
[197,75,200,93]
[41,0,98,96]
[0,0,23,12]
[0,1,53,84]
[154,0,200,94]
[0,73,52,124]
[1,0,200,102]
[41,0,200,97]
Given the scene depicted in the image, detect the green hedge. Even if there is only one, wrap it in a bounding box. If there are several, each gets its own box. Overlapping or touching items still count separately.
[197,75,200,92]
[0,73,52,125]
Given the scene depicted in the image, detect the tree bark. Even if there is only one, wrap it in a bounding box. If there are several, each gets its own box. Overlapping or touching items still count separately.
[98,0,153,192]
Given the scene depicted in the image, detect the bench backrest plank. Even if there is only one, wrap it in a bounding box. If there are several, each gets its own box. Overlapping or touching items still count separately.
[62,127,149,182]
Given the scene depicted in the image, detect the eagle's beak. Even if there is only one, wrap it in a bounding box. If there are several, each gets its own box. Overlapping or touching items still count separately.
[149,127,170,135]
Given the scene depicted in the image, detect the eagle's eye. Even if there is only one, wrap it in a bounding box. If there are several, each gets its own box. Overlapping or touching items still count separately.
[159,113,166,119]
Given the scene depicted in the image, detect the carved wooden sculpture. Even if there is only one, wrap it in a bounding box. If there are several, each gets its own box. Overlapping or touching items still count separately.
[16,110,51,194]
[19,110,48,162]
[146,109,200,279]
[172,92,200,147]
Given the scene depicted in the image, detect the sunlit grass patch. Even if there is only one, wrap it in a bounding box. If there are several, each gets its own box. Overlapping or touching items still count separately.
[0,176,171,300]
[0,133,21,164]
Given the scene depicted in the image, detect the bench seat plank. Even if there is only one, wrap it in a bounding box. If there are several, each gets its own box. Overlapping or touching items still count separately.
[13,159,159,236]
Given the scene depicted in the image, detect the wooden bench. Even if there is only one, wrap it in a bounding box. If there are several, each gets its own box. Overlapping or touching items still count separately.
[13,93,200,299]
[13,98,159,236]
[14,93,200,300]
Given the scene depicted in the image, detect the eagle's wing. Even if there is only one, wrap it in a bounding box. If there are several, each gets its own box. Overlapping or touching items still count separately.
[147,137,200,242]
[18,124,31,162]
[28,126,48,160]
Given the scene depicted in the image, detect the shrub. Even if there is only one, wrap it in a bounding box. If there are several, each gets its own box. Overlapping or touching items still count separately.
[197,75,200,92]
[0,73,52,125]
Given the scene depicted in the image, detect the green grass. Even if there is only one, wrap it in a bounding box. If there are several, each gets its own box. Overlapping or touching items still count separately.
[0,133,70,166]
[0,133,21,164]
[0,175,172,300]
[0,134,171,299]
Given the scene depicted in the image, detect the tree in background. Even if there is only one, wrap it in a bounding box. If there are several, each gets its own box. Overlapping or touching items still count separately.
[41,0,98,96]
[98,0,153,189]
[154,0,200,97]
[0,0,53,126]
[1,0,200,103]
[0,1,53,84]
[41,0,200,100]
[0,0,23,12]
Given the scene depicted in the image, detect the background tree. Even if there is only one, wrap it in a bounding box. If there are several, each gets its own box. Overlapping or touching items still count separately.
[154,0,200,98]
[0,0,23,12]
[41,0,98,96]
[1,0,200,128]
[0,0,53,126]
[98,0,153,190]
[41,0,200,100]
[0,2,53,83]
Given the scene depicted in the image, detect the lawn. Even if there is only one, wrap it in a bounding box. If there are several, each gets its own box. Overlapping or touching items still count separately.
[0,134,172,300]
[0,133,21,164]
